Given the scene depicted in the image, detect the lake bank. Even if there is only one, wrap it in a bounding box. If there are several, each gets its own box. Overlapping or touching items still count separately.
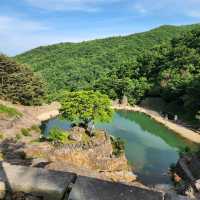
[112,104,200,144]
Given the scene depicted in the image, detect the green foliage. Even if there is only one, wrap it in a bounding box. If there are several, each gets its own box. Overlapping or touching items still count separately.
[0,54,46,105]
[15,24,200,105]
[0,104,22,118]
[21,128,31,137]
[16,133,22,140]
[30,125,41,133]
[0,133,4,140]
[48,128,69,143]
[14,24,200,119]
[140,28,200,118]
[58,91,113,124]
[111,137,125,157]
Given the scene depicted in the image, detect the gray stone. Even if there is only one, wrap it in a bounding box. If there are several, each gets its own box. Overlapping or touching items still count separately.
[120,95,128,106]
[25,194,42,200]
[69,176,164,200]
[1,162,76,200]
[69,132,82,142]
[164,193,190,200]
[31,158,50,168]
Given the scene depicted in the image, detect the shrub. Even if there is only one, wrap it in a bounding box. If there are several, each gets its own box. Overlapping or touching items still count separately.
[0,133,4,140]
[111,137,125,157]
[21,128,31,136]
[0,152,4,161]
[16,133,22,140]
[30,125,41,133]
[48,128,69,143]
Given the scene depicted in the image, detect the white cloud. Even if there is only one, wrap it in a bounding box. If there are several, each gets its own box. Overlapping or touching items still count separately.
[0,15,57,55]
[132,0,200,18]
[0,16,48,32]
[133,4,147,14]
[187,10,200,18]
[25,0,121,12]
[0,15,119,56]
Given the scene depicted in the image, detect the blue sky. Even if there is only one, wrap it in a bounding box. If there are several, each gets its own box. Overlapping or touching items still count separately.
[0,0,200,56]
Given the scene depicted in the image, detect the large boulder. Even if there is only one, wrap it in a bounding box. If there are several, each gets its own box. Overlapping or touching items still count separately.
[69,176,163,200]
[0,162,76,200]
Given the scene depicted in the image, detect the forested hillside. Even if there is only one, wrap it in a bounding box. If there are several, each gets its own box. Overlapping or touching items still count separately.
[0,55,46,105]
[15,25,198,93]
[15,24,200,119]
[139,28,200,121]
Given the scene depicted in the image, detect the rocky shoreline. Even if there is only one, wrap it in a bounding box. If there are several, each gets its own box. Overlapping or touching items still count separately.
[23,128,137,185]
[112,104,200,144]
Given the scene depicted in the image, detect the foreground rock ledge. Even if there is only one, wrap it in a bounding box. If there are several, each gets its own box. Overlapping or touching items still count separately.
[0,162,76,200]
[0,162,190,200]
[69,176,163,200]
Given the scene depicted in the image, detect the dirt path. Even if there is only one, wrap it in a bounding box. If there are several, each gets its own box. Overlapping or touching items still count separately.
[113,104,200,144]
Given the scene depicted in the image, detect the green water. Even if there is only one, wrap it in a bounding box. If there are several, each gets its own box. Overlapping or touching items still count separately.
[43,110,197,185]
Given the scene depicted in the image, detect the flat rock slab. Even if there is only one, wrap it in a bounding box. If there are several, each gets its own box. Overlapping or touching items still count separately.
[0,162,76,200]
[164,193,190,200]
[69,176,164,200]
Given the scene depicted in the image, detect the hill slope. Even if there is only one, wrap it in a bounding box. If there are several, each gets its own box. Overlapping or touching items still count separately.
[15,24,200,96]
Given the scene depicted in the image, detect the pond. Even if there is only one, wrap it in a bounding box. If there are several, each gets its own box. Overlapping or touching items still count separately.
[42,110,197,186]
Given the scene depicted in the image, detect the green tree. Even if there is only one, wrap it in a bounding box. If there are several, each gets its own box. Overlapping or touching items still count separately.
[58,90,113,127]
[0,54,46,105]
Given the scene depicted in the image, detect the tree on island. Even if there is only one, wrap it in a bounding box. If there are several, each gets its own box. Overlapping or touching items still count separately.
[58,91,113,136]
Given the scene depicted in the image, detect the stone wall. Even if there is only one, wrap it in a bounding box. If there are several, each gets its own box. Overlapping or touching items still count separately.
[0,162,189,200]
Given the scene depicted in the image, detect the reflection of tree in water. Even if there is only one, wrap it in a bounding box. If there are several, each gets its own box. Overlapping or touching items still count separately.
[117,111,196,151]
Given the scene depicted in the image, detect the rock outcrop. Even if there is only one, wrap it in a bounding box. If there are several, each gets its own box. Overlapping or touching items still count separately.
[0,100,60,137]
[172,153,200,199]
[25,131,137,185]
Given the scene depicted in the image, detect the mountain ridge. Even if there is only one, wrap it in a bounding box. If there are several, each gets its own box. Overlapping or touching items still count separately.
[15,24,200,93]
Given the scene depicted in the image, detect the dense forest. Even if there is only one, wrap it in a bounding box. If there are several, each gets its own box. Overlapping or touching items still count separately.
[15,24,200,122]
[0,55,46,105]
[139,28,200,122]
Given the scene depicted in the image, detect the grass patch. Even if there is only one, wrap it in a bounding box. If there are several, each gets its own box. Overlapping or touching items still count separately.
[48,128,70,144]
[111,137,125,157]
[82,132,90,145]
[30,138,42,144]
[0,133,4,140]
[0,152,4,161]
[21,128,31,137]
[16,133,22,140]
[30,125,41,133]
[0,104,22,118]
